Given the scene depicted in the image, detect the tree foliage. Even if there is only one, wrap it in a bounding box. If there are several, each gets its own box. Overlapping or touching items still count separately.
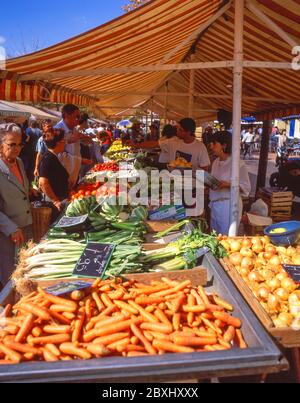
[122,0,150,12]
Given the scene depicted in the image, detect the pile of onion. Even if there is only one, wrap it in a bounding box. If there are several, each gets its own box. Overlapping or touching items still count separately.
[222,236,300,329]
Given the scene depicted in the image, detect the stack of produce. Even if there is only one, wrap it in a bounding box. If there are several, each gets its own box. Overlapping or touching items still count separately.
[168,157,193,169]
[143,230,227,272]
[14,240,143,283]
[220,236,300,329]
[0,277,246,365]
[91,162,119,174]
[70,182,102,201]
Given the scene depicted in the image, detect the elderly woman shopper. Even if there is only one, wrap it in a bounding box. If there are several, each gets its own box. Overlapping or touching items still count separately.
[38,130,69,219]
[209,132,251,235]
[0,123,33,289]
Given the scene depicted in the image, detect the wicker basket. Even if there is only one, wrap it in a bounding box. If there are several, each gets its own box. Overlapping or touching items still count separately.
[31,206,52,243]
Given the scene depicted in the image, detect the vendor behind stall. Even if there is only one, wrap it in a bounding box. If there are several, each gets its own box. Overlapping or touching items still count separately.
[0,123,33,289]
[38,131,69,219]
[159,124,179,164]
[209,132,251,235]
[169,118,210,170]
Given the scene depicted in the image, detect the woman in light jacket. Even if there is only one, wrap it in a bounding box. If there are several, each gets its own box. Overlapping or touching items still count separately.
[209,131,251,235]
[0,124,33,288]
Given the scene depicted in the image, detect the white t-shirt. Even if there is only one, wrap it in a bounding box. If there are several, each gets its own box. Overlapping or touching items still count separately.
[54,120,81,158]
[159,136,181,163]
[168,138,210,169]
[210,156,251,202]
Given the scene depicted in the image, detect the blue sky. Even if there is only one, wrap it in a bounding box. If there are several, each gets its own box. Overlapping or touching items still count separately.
[2,0,126,57]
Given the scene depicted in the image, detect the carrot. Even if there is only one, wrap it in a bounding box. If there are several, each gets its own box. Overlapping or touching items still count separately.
[70,290,85,301]
[235,329,247,349]
[85,298,92,321]
[152,339,194,354]
[44,325,71,335]
[4,325,19,335]
[99,284,112,292]
[191,289,204,305]
[125,345,146,353]
[92,333,130,346]
[194,330,217,339]
[114,300,139,315]
[129,285,169,296]
[42,347,58,362]
[148,332,171,342]
[0,342,22,363]
[0,360,16,365]
[100,294,114,307]
[187,294,196,327]
[128,301,159,323]
[135,296,165,306]
[182,305,206,313]
[145,306,156,314]
[85,344,110,356]
[0,304,12,318]
[212,312,242,329]
[171,294,186,313]
[173,336,217,347]
[131,324,157,355]
[131,336,139,345]
[31,327,43,338]
[30,334,71,345]
[50,311,71,325]
[98,305,118,317]
[212,295,234,312]
[140,322,173,334]
[218,339,232,349]
[45,344,61,357]
[154,308,172,326]
[85,318,141,341]
[214,319,226,329]
[165,292,184,301]
[62,312,75,321]
[94,313,129,330]
[107,338,131,351]
[92,292,105,312]
[18,303,52,321]
[127,351,150,357]
[38,288,78,310]
[15,314,35,343]
[143,331,154,342]
[223,326,236,343]
[108,289,124,300]
[172,313,181,331]
[4,340,41,355]
[59,343,91,360]
[72,311,86,343]
[50,305,77,313]
[92,279,102,289]
[201,317,223,335]
[197,286,210,305]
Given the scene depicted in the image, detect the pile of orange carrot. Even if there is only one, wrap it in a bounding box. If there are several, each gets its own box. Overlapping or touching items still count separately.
[0,277,247,365]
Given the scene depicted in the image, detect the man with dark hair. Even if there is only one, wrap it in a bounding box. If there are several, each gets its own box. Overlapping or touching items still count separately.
[54,104,82,158]
[168,118,210,170]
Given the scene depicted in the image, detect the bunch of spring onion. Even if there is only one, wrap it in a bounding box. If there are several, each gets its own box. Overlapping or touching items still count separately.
[13,239,85,281]
[141,229,227,272]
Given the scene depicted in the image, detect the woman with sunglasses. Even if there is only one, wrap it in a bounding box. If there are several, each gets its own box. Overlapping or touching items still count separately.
[0,123,33,289]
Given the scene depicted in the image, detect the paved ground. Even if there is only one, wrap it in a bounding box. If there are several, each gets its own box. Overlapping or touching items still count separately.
[243,151,276,197]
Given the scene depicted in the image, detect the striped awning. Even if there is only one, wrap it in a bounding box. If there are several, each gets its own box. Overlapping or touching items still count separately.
[0,101,31,118]
[2,0,300,121]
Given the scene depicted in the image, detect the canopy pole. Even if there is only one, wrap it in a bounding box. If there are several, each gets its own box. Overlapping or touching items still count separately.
[189,54,196,118]
[164,82,168,124]
[256,120,272,194]
[229,0,245,237]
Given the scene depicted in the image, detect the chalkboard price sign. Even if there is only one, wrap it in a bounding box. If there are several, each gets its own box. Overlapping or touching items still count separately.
[73,243,115,279]
[283,265,300,284]
[55,214,88,229]
[45,281,92,296]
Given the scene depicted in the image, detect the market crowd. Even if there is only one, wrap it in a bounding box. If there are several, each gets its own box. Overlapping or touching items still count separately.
[1,103,299,291]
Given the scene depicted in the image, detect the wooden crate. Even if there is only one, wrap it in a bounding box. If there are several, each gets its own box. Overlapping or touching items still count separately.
[145,220,178,233]
[257,188,293,222]
[220,257,300,348]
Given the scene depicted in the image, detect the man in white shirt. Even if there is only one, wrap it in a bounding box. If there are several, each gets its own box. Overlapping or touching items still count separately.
[169,118,210,170]
[54,104,82,158]
[242,127,255,159]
